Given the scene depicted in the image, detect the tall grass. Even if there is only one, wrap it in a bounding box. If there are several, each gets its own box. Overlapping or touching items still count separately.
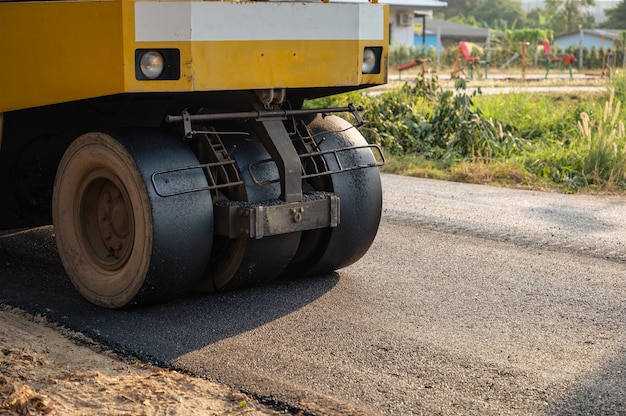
[612,72,626,103]
[306,76,626,193]
[577,90,626,190]
[474,92,593,142]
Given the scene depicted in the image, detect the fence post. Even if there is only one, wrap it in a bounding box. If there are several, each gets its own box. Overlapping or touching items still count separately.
[622,31,626,68]
[437,26,442,66]
[579,27,584,71]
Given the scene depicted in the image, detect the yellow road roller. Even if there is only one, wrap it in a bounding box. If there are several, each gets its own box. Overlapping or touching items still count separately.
[0,0,388,308]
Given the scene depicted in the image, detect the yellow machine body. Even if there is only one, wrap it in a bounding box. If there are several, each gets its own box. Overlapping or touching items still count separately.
[0,0,388,308]
[0,0,388,112]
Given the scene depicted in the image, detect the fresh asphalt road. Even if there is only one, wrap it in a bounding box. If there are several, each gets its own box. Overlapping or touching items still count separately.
[1,173,625,415]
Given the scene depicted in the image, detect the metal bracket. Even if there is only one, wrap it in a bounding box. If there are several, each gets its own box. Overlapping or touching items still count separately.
[164,104,369,203]
[214,192,340,239]
[248,144,385,186]
[251,116,303,203]
[182,110,193,138]
[151,161,243,197]
[256,89,287,110]
[165,105,366,125]
[347,103,365,127]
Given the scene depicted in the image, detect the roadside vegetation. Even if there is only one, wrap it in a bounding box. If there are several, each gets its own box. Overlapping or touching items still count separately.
[307,73,626,193]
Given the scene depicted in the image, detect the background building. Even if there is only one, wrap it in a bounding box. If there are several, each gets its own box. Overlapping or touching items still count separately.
[554,28,622,50]
[418,17,493,49]
[337,0,448,48]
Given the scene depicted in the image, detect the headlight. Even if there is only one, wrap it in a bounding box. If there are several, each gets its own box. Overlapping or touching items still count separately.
[139,50,165,80]
[135,49,180,81]
[362,48,377,74]
[362,47,382,74]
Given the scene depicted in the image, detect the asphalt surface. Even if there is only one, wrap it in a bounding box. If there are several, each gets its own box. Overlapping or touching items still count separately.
[1,173,625,415]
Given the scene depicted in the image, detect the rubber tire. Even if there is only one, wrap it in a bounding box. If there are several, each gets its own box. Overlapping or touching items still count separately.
[284,114,382,277]
[52,130,213,308]
[196,133,300,292]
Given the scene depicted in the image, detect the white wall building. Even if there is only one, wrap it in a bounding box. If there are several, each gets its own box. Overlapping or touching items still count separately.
[336,0,448,48]
[386,0,448,47]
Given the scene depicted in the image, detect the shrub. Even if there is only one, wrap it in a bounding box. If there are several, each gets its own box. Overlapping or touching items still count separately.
[306,77,626,192]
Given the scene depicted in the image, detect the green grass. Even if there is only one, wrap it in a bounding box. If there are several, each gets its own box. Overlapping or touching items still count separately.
[307,74,626,193]
[381,153,554,190]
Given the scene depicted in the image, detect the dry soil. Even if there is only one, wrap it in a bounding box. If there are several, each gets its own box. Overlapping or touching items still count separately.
[0,304,284,416]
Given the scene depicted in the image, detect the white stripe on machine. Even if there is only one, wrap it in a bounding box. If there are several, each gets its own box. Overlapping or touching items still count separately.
[135,1,384,42]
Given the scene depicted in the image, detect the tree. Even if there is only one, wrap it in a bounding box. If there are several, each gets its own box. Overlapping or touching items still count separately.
[443,0,527,30]
[443,0,483,22]
[601,0,626,29]
[472,0,525,30]
[544,0,595,34]
[526,7,550,29]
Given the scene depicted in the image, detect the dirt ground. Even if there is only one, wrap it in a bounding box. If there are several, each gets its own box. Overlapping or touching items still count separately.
[0,304,285,416]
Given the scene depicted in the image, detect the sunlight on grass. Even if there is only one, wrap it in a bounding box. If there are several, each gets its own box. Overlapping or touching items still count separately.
[382,154,555,191]
[310,74,626,194]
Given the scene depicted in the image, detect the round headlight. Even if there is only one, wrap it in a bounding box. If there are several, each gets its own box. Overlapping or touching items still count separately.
[362,48,377,74]
[139,50,164,80]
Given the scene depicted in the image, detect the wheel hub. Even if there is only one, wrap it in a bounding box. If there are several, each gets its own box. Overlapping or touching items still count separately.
[80,173,134,271]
